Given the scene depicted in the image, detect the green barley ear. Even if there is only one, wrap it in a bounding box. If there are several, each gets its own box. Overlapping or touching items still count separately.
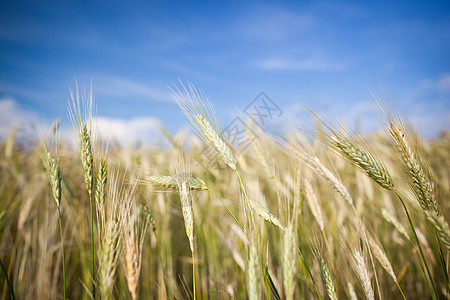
[99,221,121,300]
[424,211,450,248]
[80,123,94,194]
[68,81,97,298]
[321,259,338,300]
[68,81,95,195]
[47,152,62,207]
[376,96,450,249]
[332,136,394,191]
[170,81,237,170]
[96,158,108,207]
[141,201,156,233]
[249,199,284,230]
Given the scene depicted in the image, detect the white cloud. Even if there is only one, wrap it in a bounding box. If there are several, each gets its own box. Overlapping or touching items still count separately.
[94,116,162,146]
[0,97,34,139]
[256,57,346,72]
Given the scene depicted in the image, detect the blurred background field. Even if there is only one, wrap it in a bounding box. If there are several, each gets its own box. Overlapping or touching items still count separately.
[0,104,448,298]
[0,0,449,299]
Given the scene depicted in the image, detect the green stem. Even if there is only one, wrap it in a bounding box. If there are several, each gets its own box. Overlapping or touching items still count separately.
[207,189,248,242]
[395,192,439,299]
[153,231,169,300]
[89,192,95,299]
[433,228,449,289]
[395,279,407,300]
[58,206,66,300]
[297,247,322,300]
[321,229,339,298]
[0,257,15,300]
[351,205,382,300]
[192,251,196,300]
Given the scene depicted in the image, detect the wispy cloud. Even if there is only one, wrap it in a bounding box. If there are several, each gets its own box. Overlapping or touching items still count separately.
[235,5,314,41]
[0,81,51,103]
[420,73,450,93]
[94,76,172,103]
[256,57,346,72]
[94,116,162,146]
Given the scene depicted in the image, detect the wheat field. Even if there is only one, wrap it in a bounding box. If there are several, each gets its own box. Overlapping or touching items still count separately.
[0,84,448,299]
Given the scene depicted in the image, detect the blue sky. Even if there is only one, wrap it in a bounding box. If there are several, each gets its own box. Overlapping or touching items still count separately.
[0,0,449,143]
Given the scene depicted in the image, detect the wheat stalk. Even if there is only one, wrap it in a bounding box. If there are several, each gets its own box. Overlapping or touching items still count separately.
[38,121,66,299]
[68,82,97,297]
[120,169,147,300]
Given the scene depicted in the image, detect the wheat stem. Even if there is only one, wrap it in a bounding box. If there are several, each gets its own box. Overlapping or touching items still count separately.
[58,207,66,300]
[395,192,439,299]
[0,256,15,300]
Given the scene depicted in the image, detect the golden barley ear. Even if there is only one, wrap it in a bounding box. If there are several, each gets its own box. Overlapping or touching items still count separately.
[353,250,374,300]
[282,223,296,300]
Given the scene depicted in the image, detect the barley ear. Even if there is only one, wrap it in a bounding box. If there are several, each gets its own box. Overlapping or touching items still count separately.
[353,250,374,300]
[179,182,195,253]
[321,259,338,300]
[249,199,284,230]
[303,177,324,231]
[381,209,410,241]
[282,223,296,300]
[46,152,62,207]
[367,235,398,284]
[79,123,94,195]
[96,158,108,207]
[247,245,261,300]
[171,81,237,170]
[424,211,450,249]
[333,137,394,191]
[146,175,207,191]
[99,221,121,300]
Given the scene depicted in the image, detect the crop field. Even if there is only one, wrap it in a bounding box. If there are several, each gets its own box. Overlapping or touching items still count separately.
[0,84,449,300]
